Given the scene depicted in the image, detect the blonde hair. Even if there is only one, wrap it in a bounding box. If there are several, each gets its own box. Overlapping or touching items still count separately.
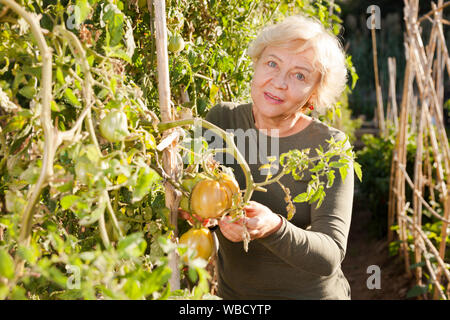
[248,15,347,113]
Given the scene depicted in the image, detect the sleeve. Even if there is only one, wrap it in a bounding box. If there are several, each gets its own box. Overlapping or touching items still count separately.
[257,133,354,276]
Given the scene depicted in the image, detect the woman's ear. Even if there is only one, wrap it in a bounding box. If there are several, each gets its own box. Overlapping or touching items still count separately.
[307,92,317,107]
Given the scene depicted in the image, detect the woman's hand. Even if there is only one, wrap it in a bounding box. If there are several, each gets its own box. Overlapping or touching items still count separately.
[244,201,283,239]
[218,201,283,242]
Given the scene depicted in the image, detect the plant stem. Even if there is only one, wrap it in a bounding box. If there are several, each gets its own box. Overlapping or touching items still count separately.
[1,0,53,242]
[158,118,255,203]
[159,118,257,251]
[0,0,55,277]
[55,24,123,245]
[98,206,110,248]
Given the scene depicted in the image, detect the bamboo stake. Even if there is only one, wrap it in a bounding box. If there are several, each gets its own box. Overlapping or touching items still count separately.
[152,0,181,290]
[394,0,450,298]
[370,6,386,136]
[387,151,398,243]
[433,1,450,296]
[410,94,418,134]
[417,1,450,24]
[389,41,410,244]
[399,162,450,223]
[393,37,412,274]
[423,134,436,203]
[396,95,411,275]
[412,103,425,286]
[398,209,450,284]
[387,57,399,128]
[436,20,450,78]
[409,22,450,173]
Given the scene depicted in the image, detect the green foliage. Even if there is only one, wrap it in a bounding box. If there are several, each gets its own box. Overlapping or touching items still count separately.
[282,135,360,215]
[129,0,358,120]
[0,0,211,300]
[355,129,417,239]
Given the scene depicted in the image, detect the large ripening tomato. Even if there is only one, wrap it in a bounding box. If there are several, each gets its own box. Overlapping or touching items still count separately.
[99,110,130,143]
[179,227,214,261]
[218,173,240,202]
[190,179,229,219]
[189,175,239,219]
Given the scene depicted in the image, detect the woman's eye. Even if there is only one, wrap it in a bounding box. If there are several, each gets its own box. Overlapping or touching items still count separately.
[295,73,305,81]
[268,61,277,68]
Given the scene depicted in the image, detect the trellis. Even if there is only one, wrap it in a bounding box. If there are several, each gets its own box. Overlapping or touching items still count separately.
[384,0,450,299]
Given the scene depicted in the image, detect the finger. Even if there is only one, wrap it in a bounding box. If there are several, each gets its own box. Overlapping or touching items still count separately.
[243,203,262,217]
[248,229,260,240]
[218,219,245,242]
[219,225,242,242]
[243,201,258,211]
[218,218,243,232]
[245,217,261,229]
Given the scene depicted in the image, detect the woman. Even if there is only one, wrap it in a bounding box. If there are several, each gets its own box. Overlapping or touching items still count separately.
[204,15,354,300]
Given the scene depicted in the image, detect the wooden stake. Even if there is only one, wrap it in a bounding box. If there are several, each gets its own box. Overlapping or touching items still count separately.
[412,98,425,288]
[370,6,386,136]
[152,0,181,290]
[387,57,399,128]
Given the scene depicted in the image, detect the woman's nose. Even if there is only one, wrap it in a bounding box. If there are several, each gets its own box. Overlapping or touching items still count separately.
[271,72,288,89]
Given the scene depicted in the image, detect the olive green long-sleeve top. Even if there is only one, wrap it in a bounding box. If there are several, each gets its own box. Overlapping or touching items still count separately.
[205,102,354,300]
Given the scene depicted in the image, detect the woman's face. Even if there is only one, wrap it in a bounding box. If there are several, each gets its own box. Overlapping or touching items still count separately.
[250,43,321,122]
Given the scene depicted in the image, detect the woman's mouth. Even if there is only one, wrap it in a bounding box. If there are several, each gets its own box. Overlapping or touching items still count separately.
[264,92,284,104]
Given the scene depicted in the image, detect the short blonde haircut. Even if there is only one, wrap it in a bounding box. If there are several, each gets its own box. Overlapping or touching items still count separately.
[248,15,347,113]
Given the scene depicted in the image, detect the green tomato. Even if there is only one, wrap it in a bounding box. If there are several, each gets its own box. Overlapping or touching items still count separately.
[180,195,190,212]
[99,110,130,143]
[168,33,185,53]
[181,172,208,192]
[143,207,153,220]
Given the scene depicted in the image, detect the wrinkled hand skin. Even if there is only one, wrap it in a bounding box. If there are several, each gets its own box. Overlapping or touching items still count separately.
[218,201,283,242]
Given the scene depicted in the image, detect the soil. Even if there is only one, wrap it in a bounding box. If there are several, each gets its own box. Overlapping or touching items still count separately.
[341,198,417,300]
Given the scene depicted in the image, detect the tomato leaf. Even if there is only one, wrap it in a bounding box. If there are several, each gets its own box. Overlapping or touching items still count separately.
[354,161,363,182]
[293,192,308,203]
[61,195,80,210]
[339,166,348,182]
[0,249,15,280]
[64,88,81,107]
[132,166,161,202]
[117,233,147,258]
[79,197,105,226]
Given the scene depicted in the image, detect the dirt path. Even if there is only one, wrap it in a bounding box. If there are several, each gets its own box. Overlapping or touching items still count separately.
[341,199,416,300]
